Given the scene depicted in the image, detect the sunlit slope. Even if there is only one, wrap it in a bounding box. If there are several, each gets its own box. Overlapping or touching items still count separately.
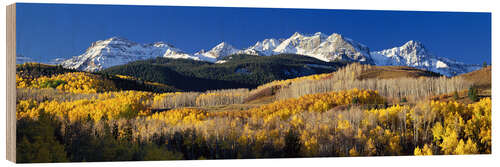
[16,62,180,93]
[456,66,491,90]
[248,63,465,103]
[355,66,441,79]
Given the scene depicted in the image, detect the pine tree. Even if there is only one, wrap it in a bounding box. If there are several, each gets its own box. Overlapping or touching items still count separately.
[468,86,478,102]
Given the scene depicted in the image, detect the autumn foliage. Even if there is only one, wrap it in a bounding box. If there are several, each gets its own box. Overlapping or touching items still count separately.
[15,63,491,162]
[17,72,116,93]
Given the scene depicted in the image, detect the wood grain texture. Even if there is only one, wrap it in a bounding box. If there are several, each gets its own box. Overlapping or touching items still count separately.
[6,3,17,163]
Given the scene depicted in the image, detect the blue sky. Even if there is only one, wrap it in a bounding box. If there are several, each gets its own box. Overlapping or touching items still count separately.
[16,3,491,64]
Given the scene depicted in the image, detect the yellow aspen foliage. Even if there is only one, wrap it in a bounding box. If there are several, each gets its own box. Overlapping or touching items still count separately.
[366,104,409,127]
[429,98,490,155]
[454,139,479,155]
[479,128,491,153]
[146,108,207,125]
[439,127,459,154]
[244,89,383,124]
[463,139,479,154]
[290,115,304,128]
[255,72,333,90]
[415,144,433,156]
[387,132,402,155]
[16,100,39,119]
[431,122,445,143]
[15,67,491,159]
[414,147,423,156]
[365,138,377,156]
[422,144,433,155]
[302,135,319,156]
[337,120,351,130]
[16,74,30,88]
[355,129,367,141]
[349,147,360,156]
[464,98,491,152]
[16,91,151,122]
[18,72,116,93]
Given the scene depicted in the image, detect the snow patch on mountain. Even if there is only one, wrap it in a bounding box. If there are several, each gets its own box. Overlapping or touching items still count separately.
[240,38,282,56]
[371,40,482,76]
[273,32,374,64]
[55,33,483,76]
[61,37,199,72]
[194,42,241,62]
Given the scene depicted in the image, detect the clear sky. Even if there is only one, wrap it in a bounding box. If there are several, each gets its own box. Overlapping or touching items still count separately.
[16,3,491,64]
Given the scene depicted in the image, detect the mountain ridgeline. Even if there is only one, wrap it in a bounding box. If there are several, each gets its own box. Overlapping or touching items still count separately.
[102,54,345,91]
[54,32,484,77]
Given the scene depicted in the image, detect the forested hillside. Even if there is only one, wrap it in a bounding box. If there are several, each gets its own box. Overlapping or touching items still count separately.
[16,63,180,93]
[102,54,345,91]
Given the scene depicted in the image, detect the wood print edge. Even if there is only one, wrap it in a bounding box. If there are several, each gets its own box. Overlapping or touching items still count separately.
[6,3,17,163]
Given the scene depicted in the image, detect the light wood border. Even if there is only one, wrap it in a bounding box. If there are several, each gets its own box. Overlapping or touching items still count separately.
[6,3,17,163]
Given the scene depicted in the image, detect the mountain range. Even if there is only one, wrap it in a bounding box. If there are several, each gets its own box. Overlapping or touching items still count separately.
[45,32,482,76]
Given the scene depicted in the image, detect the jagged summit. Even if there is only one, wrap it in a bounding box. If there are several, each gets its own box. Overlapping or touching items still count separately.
[56,34,483,76]
[402,40,422,47]
[92,36,135,46]
[61,37,198,72]
[194,42,241,62]
[273,32,373,63]
[370,40,481,76]
[239,38,282,56]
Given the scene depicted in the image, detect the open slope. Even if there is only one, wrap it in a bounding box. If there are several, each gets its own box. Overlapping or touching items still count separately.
[456,66,491,90]
[355,66,442,80]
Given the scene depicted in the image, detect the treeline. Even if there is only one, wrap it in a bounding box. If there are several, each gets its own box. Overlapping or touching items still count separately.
[275,63,471,101]
[151,88,250,109]
[277,77,471,101]
[16,63,77,80]
[17,112,183,163]
[16,88,100,102]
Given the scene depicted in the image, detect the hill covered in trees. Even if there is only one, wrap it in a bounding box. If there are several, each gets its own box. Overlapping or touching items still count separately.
[102,54,346,91]
[16,63,180,93]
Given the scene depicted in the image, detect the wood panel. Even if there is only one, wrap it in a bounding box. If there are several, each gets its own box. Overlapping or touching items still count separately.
[6,3,17,163]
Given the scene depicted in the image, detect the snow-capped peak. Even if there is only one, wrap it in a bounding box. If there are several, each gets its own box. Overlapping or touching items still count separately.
[239,38,282,56]
[371,40,481,76]
[194,42,241,62]
[150,41,172,48]
[55,34,483,76]
[61,37,198,72]
[314,32,324,36]
[95,36,136,46]
[212,42,236,52]
[402,40,421,47]
[273,32,373,63]
[290,32,303,38]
